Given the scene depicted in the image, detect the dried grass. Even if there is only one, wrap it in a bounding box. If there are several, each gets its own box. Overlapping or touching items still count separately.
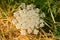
[0,16,56,40]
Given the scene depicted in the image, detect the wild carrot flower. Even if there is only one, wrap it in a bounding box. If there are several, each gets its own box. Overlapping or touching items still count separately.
[12,3,44,35]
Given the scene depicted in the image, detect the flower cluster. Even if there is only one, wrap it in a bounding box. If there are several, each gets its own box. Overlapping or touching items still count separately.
[12,3,44,35]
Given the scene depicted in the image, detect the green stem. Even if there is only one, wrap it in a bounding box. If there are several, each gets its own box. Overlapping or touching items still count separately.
[50,8,55,23]
[48,0,55,23]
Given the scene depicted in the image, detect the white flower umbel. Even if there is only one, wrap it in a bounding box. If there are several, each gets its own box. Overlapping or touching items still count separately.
[40,23,44,27]
[20,30,26,35]
[12,19,17,24]
[16,23,21,29]
[34,29,39,35]
[40,19,44,27]
[12,3,44,35]
[20,3,26,9]
[27,28,32,34]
